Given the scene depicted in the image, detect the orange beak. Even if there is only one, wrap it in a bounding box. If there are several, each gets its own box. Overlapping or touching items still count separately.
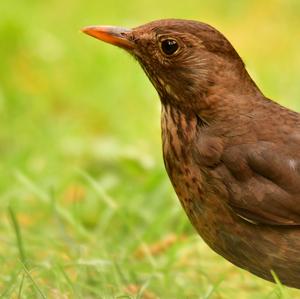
[81,25,134,50]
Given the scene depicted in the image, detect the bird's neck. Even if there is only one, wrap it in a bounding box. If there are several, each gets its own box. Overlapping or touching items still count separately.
[195,65,264,123]
[159,59,264,124]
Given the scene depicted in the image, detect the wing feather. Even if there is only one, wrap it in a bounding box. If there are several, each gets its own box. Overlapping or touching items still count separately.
[222,141,300,225]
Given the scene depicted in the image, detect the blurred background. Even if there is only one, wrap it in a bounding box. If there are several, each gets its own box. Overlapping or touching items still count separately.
[1,0,300,298]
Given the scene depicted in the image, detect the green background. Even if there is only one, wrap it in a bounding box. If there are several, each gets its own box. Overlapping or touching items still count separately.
[1,0,300,298]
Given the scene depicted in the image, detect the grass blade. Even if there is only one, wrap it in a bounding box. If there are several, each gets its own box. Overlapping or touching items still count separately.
[22,264,46,299]
[8,206,27,267]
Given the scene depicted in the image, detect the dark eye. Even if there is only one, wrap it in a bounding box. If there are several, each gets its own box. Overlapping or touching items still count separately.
[160,39,179,56]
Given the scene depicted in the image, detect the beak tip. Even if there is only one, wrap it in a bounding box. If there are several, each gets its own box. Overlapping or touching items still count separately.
[81,26,92,35]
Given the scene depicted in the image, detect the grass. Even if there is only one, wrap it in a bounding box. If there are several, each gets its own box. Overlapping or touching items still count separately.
[1,0,300,298]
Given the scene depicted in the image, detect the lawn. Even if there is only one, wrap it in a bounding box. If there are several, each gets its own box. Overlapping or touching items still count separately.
[1,0,300,298]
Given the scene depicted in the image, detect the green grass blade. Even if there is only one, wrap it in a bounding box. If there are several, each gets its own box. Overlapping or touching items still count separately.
[8,206,27,267]
[22,264,46,299]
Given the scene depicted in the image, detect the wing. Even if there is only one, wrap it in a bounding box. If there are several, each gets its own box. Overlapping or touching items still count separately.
[221,141,300,225]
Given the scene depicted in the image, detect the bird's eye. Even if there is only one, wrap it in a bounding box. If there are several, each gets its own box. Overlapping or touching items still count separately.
[160,39,179,56]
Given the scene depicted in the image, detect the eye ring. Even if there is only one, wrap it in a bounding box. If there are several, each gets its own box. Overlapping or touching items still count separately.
[160,38,179,56]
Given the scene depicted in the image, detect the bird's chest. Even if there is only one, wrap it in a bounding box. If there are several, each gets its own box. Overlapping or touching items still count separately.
[161,105,201,204]
[162,106,216,230]
[161,105,236,247]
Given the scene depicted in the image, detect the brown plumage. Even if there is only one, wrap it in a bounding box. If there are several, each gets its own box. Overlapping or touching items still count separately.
[82,19,300,289]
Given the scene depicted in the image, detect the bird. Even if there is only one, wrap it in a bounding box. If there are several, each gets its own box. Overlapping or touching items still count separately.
[82,19,300,289]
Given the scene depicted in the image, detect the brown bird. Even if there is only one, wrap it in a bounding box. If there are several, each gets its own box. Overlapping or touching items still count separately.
[82,19,300,289]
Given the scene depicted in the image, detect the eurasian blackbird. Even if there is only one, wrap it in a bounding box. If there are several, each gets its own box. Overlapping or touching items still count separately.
[82,19,300,289]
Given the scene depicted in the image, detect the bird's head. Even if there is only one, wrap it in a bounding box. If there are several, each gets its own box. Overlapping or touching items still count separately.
[82,19,256,111]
